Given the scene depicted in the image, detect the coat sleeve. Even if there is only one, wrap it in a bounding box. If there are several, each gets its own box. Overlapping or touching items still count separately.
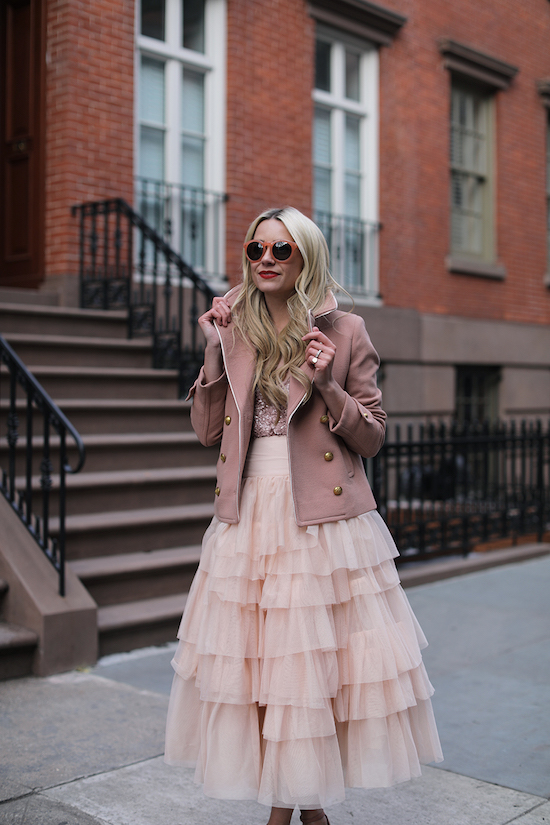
[187,366,229,447]
[328,315,386,458]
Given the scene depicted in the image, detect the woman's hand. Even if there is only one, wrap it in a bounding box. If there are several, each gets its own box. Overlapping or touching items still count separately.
[199,297,231,383]
[302,327,336,388]
[302,327,346,420]
[198,297,232,347]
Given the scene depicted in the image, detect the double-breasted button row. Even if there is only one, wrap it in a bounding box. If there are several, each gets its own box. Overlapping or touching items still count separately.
[220,453,226,462]
[320,414,329,424]
[224,415,231,425]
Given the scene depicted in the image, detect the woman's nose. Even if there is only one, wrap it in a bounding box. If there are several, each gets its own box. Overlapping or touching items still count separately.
[260,245,275,263]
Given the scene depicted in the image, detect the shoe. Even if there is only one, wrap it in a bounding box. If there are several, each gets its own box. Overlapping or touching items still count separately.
[299,813,330,825]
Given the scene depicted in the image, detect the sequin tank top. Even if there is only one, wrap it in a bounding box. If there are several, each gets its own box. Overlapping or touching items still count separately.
[253,385,289,437]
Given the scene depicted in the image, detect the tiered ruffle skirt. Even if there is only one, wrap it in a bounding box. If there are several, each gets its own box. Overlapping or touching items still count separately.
[165,436,443,808]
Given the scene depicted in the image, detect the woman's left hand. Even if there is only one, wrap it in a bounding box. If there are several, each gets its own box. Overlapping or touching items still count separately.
[302,327,336,387]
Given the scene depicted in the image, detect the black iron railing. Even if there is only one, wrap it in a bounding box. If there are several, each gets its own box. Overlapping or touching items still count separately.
[0,336,85,595]
[135,177,227,284]
[371,420,550,562]
[314,210,380,297]
[72,197,217,396]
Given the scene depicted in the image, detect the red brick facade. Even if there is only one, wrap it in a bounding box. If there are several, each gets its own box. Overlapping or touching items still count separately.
[225,0,314,280]
[30,0,550,328]
[378,0,550,325]
[44,0,135,280]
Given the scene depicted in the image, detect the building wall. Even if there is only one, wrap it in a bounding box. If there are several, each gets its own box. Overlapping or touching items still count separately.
[28,0,550,422]
[378,0,550,325]
[225,0,314,281]
[44,0,135,295]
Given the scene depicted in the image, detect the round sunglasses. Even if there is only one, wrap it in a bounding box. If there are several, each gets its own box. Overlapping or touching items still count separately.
[243,239,299,262]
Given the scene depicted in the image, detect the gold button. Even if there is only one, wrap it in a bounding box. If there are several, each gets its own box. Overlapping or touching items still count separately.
[214,486,220,496]
[324,452,333,461]
[363,412,369,420]
[220,453,226,462]
[320,415,329,424]
[333,486,342,496]
[224,416,231,425]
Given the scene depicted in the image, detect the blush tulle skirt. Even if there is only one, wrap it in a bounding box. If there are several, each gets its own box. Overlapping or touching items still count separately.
[164,436,443,809]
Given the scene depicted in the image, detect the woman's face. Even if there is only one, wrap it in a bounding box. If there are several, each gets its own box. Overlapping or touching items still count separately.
[249,218,304,302]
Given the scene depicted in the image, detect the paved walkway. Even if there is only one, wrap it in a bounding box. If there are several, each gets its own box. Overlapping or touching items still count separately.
[1,550,549,825]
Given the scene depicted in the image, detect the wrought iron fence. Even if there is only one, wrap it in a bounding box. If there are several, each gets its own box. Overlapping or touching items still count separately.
[371,420,550,562]
[314,211,380,297]
[135,177,227,285]
[0,336,86,595]
[72,197,217,396]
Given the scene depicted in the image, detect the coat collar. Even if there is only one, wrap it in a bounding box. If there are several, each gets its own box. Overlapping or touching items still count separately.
[218,287,338,418]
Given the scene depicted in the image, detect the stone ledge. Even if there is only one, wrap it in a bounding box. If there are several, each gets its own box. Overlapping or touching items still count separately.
[400,542,550,588]
[446,255,507,280]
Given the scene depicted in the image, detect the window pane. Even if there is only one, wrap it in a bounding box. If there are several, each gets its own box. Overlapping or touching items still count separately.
[141,0,165,40]
[451,88,486,175]
[140,126,164,180]
[183,0,205,52]
[345,50,360,101]
[313,107,331,164]
[315,40,331,91]
[140,57,165,124]
[314,167,331,213]
[181,135,204,187]
[345,174,360,217]
[182,69,204,133]
[345,115,360,171]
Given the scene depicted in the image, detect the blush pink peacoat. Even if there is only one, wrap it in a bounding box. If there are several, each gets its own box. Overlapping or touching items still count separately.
[188,289,387,526]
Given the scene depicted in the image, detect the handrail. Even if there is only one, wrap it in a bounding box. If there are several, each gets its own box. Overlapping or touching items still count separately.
[0,335,86,595]
[72,197,218,395]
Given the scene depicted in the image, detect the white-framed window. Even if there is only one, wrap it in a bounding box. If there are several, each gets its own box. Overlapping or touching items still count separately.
[312,27,379,298]
[136,0,226,283]
[450,82,495,261]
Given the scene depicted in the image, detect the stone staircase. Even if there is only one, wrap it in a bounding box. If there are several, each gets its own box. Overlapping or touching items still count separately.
[0,300,217,664]
[0,577,38,680]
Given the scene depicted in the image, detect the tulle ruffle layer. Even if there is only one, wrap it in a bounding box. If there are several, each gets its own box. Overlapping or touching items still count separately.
[165,445,442,808]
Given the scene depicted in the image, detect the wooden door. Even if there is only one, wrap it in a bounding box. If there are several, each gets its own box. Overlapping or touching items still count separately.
[0,0,45,288]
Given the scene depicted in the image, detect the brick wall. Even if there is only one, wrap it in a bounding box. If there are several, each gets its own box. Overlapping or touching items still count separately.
[44,0,135,281]
[379,0,550,324]
[225,0,314,284]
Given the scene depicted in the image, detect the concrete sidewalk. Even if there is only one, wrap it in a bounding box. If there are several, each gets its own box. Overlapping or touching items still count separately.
[1,550,549,825]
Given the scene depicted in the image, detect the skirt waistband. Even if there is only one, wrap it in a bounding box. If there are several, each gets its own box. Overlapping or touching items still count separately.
[243,436,289,478]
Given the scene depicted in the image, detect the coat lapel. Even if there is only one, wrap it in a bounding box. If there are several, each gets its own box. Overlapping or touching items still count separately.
[219,287,339,420]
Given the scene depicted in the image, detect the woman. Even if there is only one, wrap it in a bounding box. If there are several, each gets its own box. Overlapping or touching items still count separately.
[165,207,442,825]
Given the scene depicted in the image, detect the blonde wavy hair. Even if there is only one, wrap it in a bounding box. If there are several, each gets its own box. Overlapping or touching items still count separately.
[232,207,341,412]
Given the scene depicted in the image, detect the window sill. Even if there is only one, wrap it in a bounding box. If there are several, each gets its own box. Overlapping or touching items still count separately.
[446,256,507,280]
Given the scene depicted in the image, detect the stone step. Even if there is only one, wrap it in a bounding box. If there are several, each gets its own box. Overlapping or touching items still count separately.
[51,502,215,558]
[0,364,180,400]
[0,301,128,338]
[0,432,216,474]
[0,398,194,435]
[97,592,187,656]
[0,622,39,681]
[3,332,153,369]
[19,465,218,516]
[70,545,201,606]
